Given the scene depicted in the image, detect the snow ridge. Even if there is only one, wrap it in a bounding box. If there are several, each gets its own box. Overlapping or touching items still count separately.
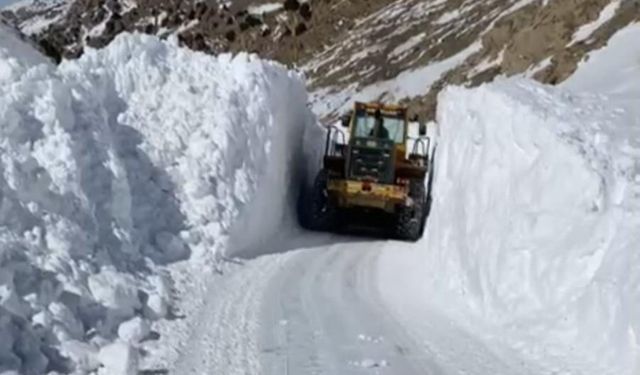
[0,31,313,374]
[425,78,640,375]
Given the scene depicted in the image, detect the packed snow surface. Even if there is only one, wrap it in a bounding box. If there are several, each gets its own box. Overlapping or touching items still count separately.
[423,78,640,375]
[0,31,313,374]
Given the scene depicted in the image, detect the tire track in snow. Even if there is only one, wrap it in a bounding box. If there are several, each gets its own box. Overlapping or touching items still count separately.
[169,238,525,375]
[259,242,433,374]
[171,254,294,375]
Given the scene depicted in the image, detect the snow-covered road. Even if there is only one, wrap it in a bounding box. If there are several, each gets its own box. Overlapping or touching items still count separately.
[259,241,432,374]
[170,236,538,375]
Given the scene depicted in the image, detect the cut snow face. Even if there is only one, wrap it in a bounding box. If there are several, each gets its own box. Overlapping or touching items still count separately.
[423,78,640,375]
[0,21,50,73]
[0,31,314,374]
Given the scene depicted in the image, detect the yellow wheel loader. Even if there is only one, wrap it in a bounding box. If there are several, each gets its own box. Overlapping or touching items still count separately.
[301,102,435,241]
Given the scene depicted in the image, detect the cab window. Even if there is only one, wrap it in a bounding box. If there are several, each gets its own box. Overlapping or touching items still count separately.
[352,111,405,144]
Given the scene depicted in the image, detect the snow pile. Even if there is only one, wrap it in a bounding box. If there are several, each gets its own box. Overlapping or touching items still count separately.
[425,78,639,375]
[0,31,313,374]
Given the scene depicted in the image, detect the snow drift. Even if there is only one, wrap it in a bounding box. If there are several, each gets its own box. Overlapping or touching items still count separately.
[0,31,314,374]
[424,78,639,375]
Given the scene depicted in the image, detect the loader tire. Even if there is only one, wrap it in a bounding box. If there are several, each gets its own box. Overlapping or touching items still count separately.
[304,169,339,231]
[395,179,426,241]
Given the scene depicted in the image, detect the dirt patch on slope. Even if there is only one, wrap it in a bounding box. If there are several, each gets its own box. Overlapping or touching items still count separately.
[404,0,640,120]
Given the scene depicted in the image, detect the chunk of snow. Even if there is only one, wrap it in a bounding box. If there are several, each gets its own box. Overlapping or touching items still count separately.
[88,268,141,319]
[31,310,52,328]
[248,3,283,15]
[118,317,151,343]
[143,275,170,320]
[154,232,189,263]
[49,301,84,340]
[59,340,100,373]
[144,293,168,320]
[0,270,30,317]
[98,341,138,375]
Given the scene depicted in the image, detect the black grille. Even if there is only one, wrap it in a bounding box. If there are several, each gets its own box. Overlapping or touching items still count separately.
[348,139,394,183]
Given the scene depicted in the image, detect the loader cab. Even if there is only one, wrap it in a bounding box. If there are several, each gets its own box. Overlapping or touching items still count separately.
[307,100,433,241]
[341,103,410,184]
[341,103,408,145]
[351,109,405,143]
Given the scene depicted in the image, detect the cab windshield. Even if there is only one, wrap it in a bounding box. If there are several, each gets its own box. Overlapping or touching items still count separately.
[353,112,405,144]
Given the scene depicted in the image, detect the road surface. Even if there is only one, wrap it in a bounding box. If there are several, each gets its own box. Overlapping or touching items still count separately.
[170,235,538,375]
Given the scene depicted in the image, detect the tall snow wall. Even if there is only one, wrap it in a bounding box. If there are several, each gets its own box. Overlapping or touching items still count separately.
[0,32,315,374]
[425,79,639,375]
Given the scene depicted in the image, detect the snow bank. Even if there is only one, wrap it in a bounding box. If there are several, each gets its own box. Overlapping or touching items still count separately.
[0,31,313,374]
[570,0,621,45]
[424,78,639,375]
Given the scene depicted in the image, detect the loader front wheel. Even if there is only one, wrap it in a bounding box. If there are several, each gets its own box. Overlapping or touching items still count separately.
[395,180,425,241]
[304,169,339,231]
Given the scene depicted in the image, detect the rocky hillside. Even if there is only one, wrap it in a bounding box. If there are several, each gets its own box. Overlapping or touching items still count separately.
[3,0,639,119]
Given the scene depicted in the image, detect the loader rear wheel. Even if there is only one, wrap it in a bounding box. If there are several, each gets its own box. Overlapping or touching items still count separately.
[395,180,426,241]
[304,169,339,231]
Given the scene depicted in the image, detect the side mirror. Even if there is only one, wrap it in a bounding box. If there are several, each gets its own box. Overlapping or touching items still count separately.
[418,121,427,136]
[340,112,351,127]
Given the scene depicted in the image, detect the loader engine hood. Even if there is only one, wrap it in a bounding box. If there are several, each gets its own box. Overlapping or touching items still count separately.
[348,138,395,183]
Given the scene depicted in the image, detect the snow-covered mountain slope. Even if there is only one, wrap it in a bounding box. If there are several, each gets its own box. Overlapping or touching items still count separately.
[0,31,315,374]
[1,0,72,35]
[4,0,639,120]
[307,0,640,118]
